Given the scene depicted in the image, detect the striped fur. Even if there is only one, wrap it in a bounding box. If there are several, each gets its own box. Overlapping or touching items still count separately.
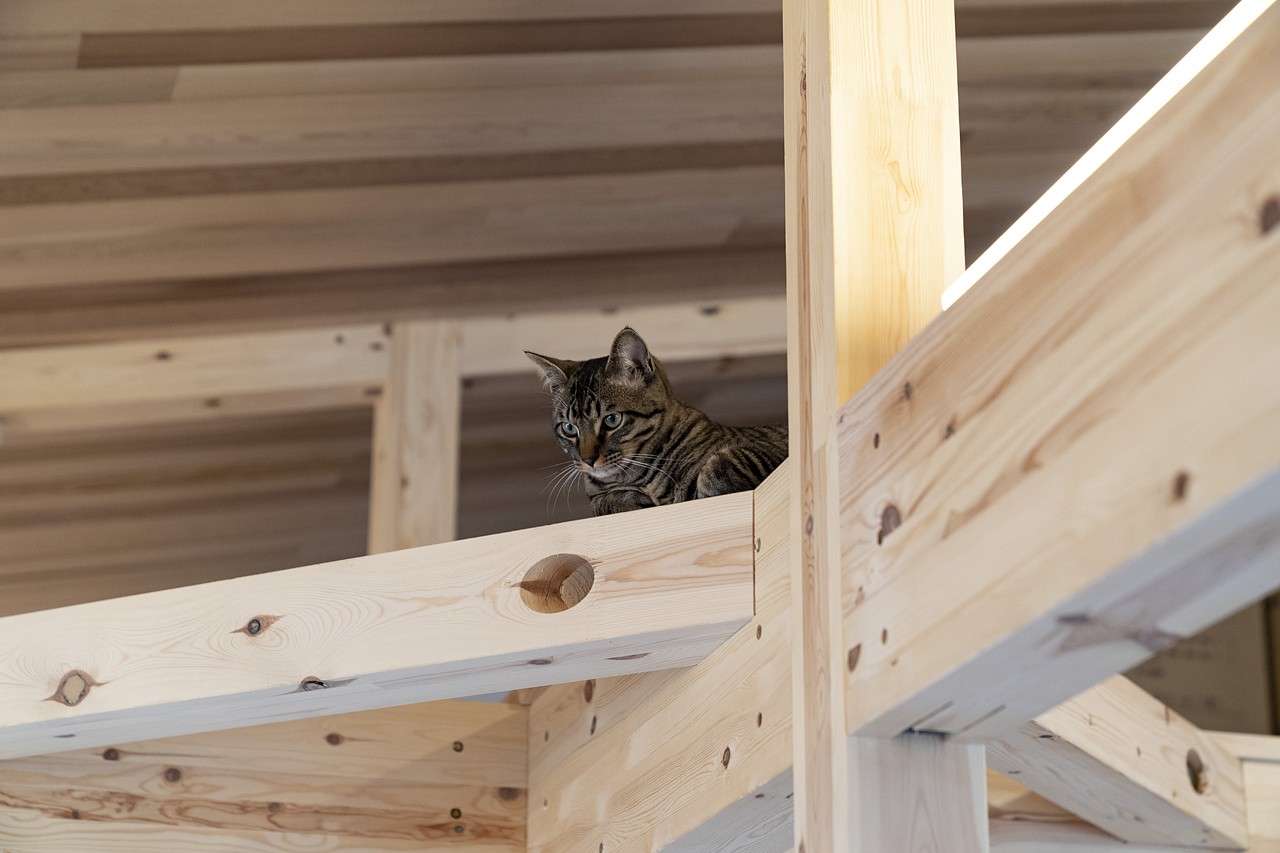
[526,327,788,516]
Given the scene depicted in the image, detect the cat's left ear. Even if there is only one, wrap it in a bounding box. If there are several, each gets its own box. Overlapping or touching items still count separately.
[526,352,574,392]
[606,327,655,386]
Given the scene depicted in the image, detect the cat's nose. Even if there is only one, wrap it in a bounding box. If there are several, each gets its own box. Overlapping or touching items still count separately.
[580,455,598,467]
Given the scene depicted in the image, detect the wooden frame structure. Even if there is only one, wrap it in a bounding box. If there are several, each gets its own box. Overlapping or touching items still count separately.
[2,0,1280,849]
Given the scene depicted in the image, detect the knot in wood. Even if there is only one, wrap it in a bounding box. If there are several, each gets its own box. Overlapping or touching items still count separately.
[452,740,464,752]
[450,808,462,819]
[163,767,182,783]
[1187,749,1209,794]
[497,787,519,801]
[49,670,97,707]
[300,679,328,691]
[847,643,862,672]
[1172,471,1191,502]
[590,716,598,735]
[583,680,595,703]
[878,505,902,545]
[247,618,262,635]
[721,747,731,768]
[102,748,119,761]
[325,733,343,746]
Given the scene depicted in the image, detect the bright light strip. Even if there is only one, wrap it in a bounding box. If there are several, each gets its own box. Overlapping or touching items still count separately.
[940,0,1277,310]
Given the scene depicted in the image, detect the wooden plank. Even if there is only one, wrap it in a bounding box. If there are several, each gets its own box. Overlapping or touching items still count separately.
[170,45,781,101]
[987,675,1248,848]
[0,490,754,760]
[0,700,524,846]
[0,325,388,413]
[0,66,175,108]
[1244,761,1280,845]
[0,167,784,290]
[839,0,1280,741]
[75,15,781,68]
[0,34,80,71]
[0,1,780,35]
[0,247,785,350]
[0,78,780,179]
[785,0,973,846]
[460,298,786,377]
[850,735,988,851]
[527,461,792,853]
[368,321,461,552]
[0,812,438,852]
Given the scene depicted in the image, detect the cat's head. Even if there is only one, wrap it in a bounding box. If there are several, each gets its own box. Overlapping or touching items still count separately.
[526,327,674,481]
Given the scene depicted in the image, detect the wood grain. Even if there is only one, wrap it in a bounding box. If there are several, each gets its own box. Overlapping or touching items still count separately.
[0,491,754,760]
[368,321,461,552]
[0,167,784,290]
[987,675,1248,848]
[0,325,388,412]
[527,462,792,853]
[839,0,1280,740]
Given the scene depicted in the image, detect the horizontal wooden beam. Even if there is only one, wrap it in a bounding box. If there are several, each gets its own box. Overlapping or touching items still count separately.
[0,297,787,433]
[528,462,792,853]
[0,700,525,846]
[0,491,754,760]
[839,0,1280,741]
[986,675,1247,848]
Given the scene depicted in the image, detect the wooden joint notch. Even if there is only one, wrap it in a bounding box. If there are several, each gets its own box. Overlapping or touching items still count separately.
[0,491,755,761]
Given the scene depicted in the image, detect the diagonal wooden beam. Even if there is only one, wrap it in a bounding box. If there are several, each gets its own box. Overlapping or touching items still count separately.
[838,0,1280,742]
[0,492,753,761]
[987,675,1248,849]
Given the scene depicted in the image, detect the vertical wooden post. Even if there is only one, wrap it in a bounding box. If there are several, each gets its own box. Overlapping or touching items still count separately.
[785,0,978,847]
[367,320,462,553]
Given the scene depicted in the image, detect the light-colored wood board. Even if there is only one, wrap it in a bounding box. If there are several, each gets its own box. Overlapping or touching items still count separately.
[0,34,79,71]
[0,809,479,852]
[0,66,175,108]
[839,0,1280,741]
[368,321,461,552]
[0,325,388,412]
[0,491,754,760]
[849,735,989,852]
[0,79,780,178]
[1244,760,1280,842]
[170,45,781,101]
[987,675,1247,848]
[956,29,1204,83]
[527,462,792,853]
[0,167,784,290]
[15,700,526,788]
[660,769,794,853]
[0,701,524,845]
[462,298,786,377]
[1211,732,1280,764]
[1,384,377,436]
[0,0,781,35]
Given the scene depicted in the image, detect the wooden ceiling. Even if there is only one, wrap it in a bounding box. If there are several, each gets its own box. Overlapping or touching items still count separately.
[0,0,1229,618]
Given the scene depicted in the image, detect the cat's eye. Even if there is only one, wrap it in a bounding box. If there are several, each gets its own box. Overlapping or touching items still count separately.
[603,413,623,429]
[560,423,578,437]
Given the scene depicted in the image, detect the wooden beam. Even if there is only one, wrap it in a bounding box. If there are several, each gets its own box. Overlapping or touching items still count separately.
[0,700,525,847]
[0,167,782,291]
[0,491,754,760]
[368,321,461,553]
[839,0,1280,741]
[986,675,1248,848]
[785,0,974,846]
[526,462,792,853]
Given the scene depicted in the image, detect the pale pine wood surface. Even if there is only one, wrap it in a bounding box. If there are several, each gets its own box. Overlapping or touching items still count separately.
[838,0,1280,740]
[987,675,1248,848]
[367,320,461,552]
[527,462,792,853]
[0,491,754,760]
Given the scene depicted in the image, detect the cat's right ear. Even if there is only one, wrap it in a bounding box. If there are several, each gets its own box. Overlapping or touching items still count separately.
[525,352,574,392]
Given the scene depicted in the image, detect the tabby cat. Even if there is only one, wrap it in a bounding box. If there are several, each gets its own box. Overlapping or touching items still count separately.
[526,328,788,516]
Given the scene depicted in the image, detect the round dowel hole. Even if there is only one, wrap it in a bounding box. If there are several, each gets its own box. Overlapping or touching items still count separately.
[520,554,595,614]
